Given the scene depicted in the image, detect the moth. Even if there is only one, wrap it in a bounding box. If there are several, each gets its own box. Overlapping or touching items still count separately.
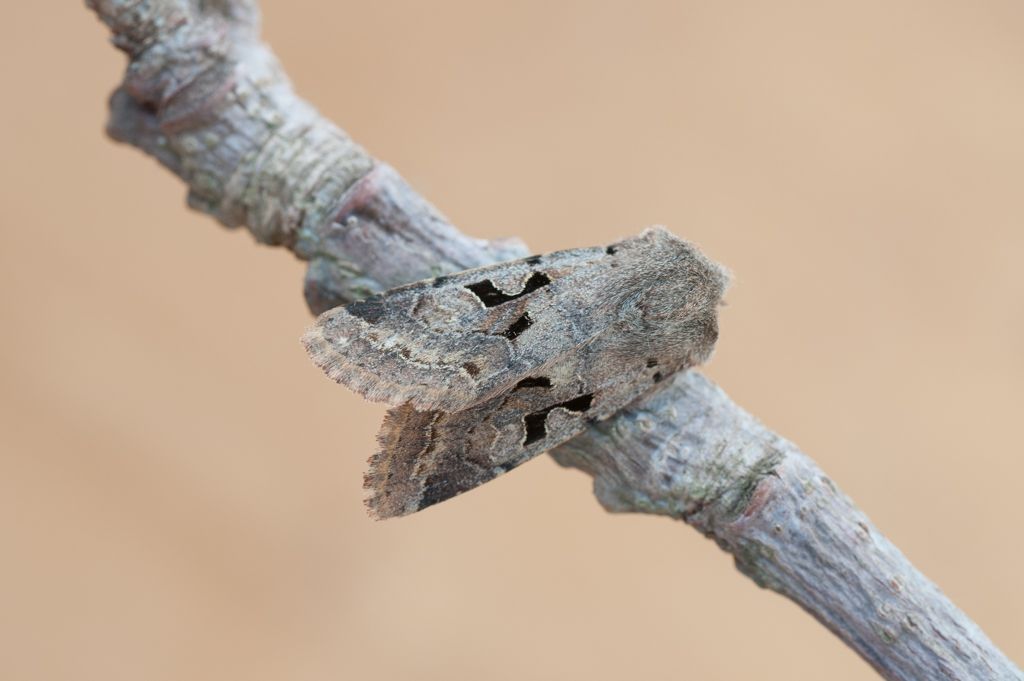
[303,226,728,518]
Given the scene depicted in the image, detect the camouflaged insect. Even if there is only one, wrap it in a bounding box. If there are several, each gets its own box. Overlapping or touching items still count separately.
[303,226,728,518]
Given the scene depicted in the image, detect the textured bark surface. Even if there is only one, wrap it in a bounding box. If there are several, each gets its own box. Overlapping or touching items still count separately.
[86,2,1022,679]
[552,373,1022,680]
[89,0,524,313]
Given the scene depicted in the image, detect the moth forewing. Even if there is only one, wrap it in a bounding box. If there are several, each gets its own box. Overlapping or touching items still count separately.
[305,243,620,412]
[364,352,680,518]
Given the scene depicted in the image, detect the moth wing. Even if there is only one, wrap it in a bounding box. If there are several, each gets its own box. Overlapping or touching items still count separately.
[303,246,613,412]
[356,227,730,517]
[363,343,689,518]
[365,398,583,519]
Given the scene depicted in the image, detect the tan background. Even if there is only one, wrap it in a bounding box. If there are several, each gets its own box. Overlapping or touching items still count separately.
[1,2,1022,679]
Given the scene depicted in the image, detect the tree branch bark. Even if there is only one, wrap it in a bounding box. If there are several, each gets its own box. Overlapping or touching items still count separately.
[86,2,1022,679]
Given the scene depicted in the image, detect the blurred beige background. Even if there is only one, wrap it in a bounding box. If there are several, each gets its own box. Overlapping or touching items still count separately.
[1,2,1022,679]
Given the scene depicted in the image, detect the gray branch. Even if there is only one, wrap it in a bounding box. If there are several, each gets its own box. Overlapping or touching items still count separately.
[85,2,1022,679]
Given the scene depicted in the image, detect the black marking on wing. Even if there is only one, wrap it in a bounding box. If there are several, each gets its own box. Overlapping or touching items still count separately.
[514,376,552,389]
[346,294,386,323]
[523,393,594,446]
[419,458,482,511]
[501,313,533,340]
[465,271,551,307]
[559,393,594,412]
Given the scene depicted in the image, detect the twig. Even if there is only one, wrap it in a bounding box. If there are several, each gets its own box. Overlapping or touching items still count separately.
[85,2,1022,679]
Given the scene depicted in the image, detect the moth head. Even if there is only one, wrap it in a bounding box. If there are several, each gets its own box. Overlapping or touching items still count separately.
[615,229,729,366]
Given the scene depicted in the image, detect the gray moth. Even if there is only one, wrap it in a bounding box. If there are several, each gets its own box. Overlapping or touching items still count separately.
[303,226,728,518]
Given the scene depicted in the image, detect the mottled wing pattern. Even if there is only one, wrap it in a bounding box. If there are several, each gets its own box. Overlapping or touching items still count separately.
[365,336,686,518]
[364,229,727,517]
[303,226,729,518]
[303,229,690,412]
[303,245,612,412]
